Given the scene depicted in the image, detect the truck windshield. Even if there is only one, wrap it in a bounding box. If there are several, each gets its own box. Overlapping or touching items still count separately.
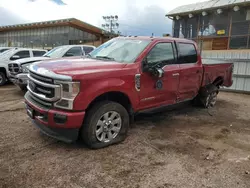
[89,38,151,63]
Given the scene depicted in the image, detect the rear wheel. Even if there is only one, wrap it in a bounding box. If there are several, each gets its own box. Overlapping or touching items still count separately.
[0,72,6,86]
[204,90,217,108]
[81,101,129,149]
[199,85,219,108]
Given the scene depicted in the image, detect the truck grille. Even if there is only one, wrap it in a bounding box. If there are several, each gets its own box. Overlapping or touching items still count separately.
[27,72,61,106]
[29,71,53,84]
[8,63,20,74]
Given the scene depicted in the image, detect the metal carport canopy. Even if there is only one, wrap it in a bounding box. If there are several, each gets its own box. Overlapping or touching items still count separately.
[166,0,250,16]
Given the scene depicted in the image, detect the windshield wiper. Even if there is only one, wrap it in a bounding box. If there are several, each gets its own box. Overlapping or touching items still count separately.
[96,56,115,61]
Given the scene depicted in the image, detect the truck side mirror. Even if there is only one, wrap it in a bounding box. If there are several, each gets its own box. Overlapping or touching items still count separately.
[10,55,20,60]
[142,58,164,78]
[154,68,164,78]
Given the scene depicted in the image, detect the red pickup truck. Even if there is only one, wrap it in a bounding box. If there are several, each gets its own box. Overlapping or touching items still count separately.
[25,36,233,149]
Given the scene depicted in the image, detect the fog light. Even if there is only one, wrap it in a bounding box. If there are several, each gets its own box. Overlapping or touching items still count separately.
[37,113,48,122]
[54,113,67,124]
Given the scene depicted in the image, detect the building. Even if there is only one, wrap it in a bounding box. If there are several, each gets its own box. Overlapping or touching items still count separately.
[166,0,250,50]
[167,0,250,93]
[0,18,110,49]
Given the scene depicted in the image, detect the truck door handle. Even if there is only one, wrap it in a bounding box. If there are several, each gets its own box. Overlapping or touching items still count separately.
[172,73,180,77]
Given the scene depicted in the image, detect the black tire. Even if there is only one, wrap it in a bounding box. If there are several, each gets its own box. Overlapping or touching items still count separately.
[198,85,219,108]
[19,85,27,92]
[0,72,7,86]
[81,101,129,149]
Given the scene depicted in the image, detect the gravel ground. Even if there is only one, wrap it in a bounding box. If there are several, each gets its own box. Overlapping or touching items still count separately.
[0,84,250,188]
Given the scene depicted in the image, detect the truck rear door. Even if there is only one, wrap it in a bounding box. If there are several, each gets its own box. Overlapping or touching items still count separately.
[177,42,203,101]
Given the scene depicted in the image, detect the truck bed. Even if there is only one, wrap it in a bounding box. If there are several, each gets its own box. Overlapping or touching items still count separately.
[202,58,231,65]
[202,58,234,87]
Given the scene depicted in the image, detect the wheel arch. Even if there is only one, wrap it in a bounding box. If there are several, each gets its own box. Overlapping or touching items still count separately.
[86,91,134,116]
[213,76,224,87]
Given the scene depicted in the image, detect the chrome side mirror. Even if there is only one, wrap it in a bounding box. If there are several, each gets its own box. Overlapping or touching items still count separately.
[156,68,164,78]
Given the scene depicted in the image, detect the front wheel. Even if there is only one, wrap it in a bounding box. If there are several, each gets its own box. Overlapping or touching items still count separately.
[19,85,27,92]
[0,72,7,86]
[81,101,129,149]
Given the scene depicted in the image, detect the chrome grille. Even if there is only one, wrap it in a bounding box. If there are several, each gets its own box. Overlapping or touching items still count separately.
[29,94,53,107]
[29,80,55,98]
[8,63,20,74]
[27,73,61,105]
[29,71,53,84]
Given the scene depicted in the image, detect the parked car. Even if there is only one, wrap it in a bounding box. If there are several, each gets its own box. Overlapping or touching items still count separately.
[0,48,47,86]
[0,47,14,54]
[8,45,96,90]
[24,36,233,149]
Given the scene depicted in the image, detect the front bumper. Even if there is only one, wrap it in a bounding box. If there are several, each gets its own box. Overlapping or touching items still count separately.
[9,73,28,88]
[25,92,85,143]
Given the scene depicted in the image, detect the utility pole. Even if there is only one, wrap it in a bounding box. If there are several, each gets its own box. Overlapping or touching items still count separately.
[102,15,119,37]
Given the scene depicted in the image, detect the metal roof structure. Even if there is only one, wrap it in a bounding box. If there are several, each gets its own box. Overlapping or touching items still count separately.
[166,0,250,16]
[0,18,106,36]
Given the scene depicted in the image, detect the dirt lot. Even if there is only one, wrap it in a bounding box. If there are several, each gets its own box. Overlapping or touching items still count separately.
[0,84,250,188]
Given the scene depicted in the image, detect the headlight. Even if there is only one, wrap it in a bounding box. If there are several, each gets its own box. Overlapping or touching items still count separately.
[54,81,80,110]
[21,65,29,73]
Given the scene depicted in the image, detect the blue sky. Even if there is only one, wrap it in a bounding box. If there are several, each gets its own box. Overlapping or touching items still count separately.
[0,0,201,36]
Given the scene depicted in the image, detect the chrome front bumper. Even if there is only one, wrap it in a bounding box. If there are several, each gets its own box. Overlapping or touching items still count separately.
[9,73,28,87]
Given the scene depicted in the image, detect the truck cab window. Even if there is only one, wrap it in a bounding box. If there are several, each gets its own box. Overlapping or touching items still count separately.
[178,43,197,64]
[146,43,175,65]
[10,50,30,60]
[64,47,82,57]
[33,51,46,57]
[83,47,94,54]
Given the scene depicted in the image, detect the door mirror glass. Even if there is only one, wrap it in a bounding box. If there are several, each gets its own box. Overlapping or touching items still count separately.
[10,55,20,60]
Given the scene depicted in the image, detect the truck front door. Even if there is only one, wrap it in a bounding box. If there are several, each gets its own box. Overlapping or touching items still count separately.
[139,42,180,110]
[177,43,203,101]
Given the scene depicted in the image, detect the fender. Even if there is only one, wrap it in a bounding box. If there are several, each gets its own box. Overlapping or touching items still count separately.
[73,77,140,111]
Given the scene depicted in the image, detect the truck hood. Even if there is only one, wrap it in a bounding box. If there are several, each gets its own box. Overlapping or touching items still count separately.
[11,56,50,66]
[32,57,127,77]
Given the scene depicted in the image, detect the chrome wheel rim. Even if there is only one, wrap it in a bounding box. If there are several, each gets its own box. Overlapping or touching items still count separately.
[95,111,122,143]
[0,75,3,84]
[206,92,217,108]
[210,92,217,106]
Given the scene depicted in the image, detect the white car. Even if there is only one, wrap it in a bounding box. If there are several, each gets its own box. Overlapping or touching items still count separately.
[0,48,47,86]
[8,45,96,90]
[0,47,14,54]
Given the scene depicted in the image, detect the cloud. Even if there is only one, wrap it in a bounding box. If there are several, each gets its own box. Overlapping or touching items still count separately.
[0,0,203,36]
[29,0,66,5]
[119,5,172,36]
[0,7,26,25]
